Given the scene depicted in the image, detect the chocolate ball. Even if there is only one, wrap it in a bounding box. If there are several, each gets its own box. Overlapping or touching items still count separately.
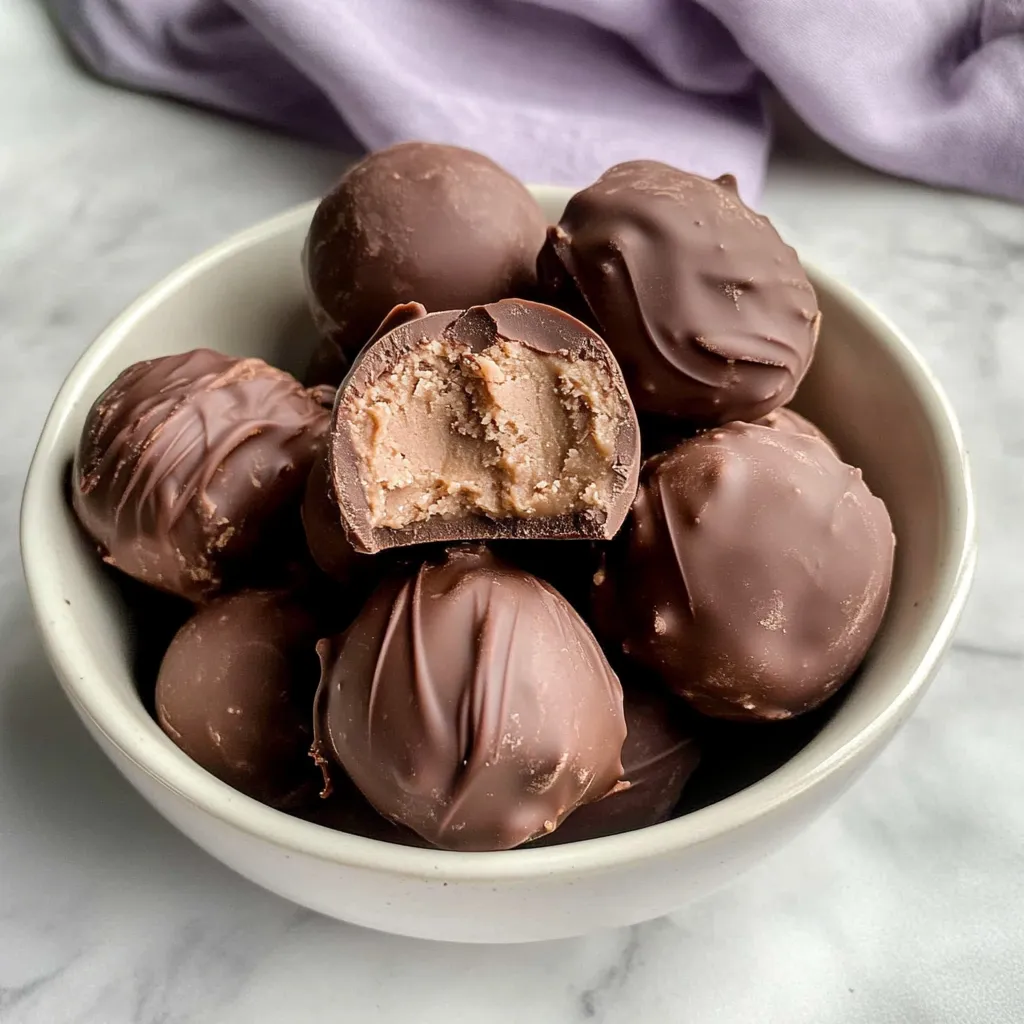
[534,685,700,844]
[155,590,322,808]
[312,547,627,851]
[72,349,333,602]
[539,161,820,426]
[757,406,836,453]
[328,298,641,554]
[303,142,547,382]
[593,423,894,721]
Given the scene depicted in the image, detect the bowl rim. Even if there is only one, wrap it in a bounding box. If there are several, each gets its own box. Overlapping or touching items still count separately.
[21,192,977,884]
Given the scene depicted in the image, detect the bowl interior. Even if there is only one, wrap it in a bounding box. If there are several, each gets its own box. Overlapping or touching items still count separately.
[21,187,974,877]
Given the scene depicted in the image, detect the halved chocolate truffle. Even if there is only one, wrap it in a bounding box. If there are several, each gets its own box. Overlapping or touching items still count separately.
[72,349,333,602]
[312,547,627,851]
[303,142,547,383]
[328,298,641,554]
[155,590,322,808]
[593,423,894,721]
[539,161,820,426]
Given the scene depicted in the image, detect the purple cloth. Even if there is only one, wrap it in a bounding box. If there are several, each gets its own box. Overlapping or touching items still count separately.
[51,0,1024,203]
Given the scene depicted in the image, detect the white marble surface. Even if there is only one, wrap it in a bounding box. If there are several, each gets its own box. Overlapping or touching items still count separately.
[2,1,1023,1020]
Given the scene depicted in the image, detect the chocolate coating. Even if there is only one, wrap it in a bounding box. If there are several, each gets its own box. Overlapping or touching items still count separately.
[302,304,428,578]
[301,451,361,582]
[757,406,835,454]
[72,349,333,602]
[539,161,820,425]
[155,590,322,807]
[297,773,435,848]
[330,298,641,554]
[533,685,700,844]
[303,142,546,382]
[593,423,894,721]
[313,547,627,851]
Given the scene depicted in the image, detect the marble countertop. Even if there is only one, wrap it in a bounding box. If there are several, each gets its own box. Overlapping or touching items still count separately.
[2,2,1022,1021]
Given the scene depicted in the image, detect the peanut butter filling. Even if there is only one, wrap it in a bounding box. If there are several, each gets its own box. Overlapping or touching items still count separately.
[345,338,625,530]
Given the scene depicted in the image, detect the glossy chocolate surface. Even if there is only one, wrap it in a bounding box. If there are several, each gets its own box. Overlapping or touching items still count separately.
[73,349,332,602]
[313,547,627,851]
[593,423,894,720]
[534,684,700,844]
[539,161,819,426]
[757,406,836,453]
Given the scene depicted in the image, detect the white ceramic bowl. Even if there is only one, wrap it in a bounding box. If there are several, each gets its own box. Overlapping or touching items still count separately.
[22,187,976,944]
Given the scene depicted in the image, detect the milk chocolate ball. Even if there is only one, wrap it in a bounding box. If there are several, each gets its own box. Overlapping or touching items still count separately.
[539,161,820,426]
[593,423,894,721]
[155,590,322,807]
[535,685,700,844]
[304,142,547,382]
[313,547,627,851]
[72,349,333,602]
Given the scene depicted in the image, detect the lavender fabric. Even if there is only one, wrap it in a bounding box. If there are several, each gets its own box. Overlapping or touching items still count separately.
[51,0,1024,203]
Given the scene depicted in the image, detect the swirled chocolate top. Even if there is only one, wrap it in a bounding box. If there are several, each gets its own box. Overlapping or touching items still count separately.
[312,547,627,851]
[73,349,332,601]
[539,161,820,426]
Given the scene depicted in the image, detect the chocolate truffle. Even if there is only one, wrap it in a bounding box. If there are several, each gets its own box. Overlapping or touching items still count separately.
[593,423,894,721]
[155,590,322,808]
[303,142,547,383]
[312,547,627,851]
[329,298,641,554]
[72,349,333,602]
[533,685,700,845]
[538,161,820,426]
[757,406,836,453]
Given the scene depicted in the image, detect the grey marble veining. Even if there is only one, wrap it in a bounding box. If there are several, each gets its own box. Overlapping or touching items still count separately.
[2,1,1023,1021]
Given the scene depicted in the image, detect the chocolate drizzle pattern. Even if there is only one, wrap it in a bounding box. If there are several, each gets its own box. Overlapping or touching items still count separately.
[539,161,820,425]
[313,547,627,851]
[73,349,333,601]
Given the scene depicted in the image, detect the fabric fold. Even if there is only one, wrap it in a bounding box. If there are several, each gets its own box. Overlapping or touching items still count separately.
[47,0,1024,202]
